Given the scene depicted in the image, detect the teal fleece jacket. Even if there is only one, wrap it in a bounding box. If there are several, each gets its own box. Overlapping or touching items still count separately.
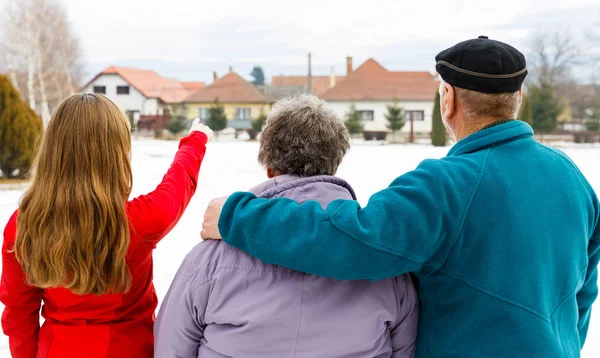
[219,121,600,357]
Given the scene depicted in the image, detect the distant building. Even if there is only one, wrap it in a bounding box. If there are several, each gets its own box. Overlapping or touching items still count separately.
[184,70,272,130]
[271,73,345,97]
[321,58,439,138]
[268,57,439,139]
[80,66,204,122]
[268,56,352,97]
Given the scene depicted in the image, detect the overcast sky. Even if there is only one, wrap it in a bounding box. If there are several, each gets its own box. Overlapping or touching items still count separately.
[63,0,600,83]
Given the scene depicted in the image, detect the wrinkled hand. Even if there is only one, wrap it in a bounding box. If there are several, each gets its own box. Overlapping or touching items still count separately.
[201,197,228,240]
[189,118,214,142]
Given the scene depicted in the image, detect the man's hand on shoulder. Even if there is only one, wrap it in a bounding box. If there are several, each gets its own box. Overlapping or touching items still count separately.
[201,197,228,240]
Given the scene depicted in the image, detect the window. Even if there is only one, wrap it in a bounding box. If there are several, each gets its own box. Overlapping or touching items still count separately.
[405,110,425,121]
[235,108,252,120]
[198,108,209,120]
[117,86,130,95]
[357,110,374,121]
[93,86,106,94]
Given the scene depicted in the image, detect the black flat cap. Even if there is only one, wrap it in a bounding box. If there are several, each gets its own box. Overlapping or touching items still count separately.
[435,36,527,93]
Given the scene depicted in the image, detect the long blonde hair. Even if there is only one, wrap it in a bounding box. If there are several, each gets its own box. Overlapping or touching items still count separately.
[15,93,133,295]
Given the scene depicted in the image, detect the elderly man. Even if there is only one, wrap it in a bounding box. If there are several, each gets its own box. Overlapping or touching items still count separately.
[201,37,600,357]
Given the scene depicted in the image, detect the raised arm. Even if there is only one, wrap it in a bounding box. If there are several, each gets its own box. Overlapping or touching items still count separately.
[0,213,42,358]
[128,129,209,247]
[218,157,482,280]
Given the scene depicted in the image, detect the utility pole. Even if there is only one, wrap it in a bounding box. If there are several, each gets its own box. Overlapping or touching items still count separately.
[307,52,312,94]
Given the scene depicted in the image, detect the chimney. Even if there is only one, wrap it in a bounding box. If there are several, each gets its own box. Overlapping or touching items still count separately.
[346,56,353,75]
[307,53,312,94]
[229,66,233,73]
[213,71,218,82]
[329,67,336,88]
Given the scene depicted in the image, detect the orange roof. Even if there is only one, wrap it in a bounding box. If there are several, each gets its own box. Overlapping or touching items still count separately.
[83,66,192,103]
[180,81,206,92]
[185,72,268,103]
[321,58,439,101]
[271,75,345,96]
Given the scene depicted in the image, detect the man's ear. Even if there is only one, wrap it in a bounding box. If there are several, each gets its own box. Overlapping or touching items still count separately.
[441,83,456,120]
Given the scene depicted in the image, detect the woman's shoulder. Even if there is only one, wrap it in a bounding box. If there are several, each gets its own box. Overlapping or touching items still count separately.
[180,240,300,284]
[3,210,18,246]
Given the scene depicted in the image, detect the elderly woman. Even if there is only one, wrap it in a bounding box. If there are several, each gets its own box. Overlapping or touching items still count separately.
[154,94,418,358]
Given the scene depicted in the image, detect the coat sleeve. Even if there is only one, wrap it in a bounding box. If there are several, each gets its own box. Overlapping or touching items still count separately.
[154,247,210,358]
[220,157,481,280]
[577,213,600,348]
[390,275,419,358]
[127,132,208,247]
[0,212,42,358]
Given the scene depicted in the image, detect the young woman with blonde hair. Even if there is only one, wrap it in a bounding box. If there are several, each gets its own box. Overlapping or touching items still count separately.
[0,93,212,358]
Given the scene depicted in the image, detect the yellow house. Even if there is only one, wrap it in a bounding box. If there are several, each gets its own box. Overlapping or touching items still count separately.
[184,71,272,129]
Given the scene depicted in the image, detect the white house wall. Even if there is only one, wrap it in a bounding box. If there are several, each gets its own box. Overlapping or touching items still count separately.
[82,74,159,115]
[325,100,435,133]
[143,98,160,115]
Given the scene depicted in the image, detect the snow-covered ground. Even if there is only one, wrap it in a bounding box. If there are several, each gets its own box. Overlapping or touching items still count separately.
[1,138,599,357]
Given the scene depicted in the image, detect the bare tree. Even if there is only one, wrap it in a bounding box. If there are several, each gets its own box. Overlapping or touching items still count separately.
[55,14,81,95]
[0,0,83,127]
[0,43,22,94]
[587,15,600,84]
[528,30,580,86]
[1,1,37,110]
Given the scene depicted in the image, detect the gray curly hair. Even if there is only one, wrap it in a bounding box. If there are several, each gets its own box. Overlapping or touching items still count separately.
[258,94,350,176]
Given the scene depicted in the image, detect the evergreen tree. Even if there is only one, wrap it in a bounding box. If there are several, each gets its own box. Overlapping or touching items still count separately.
[344,104,363,136]
[0,75,43,179]
[166,115,187,135]
[385,101,405,142]
[206,99,228,139]
[518,93,533,124]
[248,112,267,140]
[250,66,265,86]
[529,82,563,133]
[431,91,447,147]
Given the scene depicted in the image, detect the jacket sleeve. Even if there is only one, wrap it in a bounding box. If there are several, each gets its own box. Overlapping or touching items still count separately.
[0,212,42,358]
[220,157,480,280]
[390,275,419,358]
[577,215,600,347]
[127,132,208,247]
[154,248,210,358]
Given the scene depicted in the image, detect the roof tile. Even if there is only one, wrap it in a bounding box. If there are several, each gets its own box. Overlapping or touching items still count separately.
[271,75,345,96]
[82,66,193,103]
[185,72,268,103]
[321,58,439,101]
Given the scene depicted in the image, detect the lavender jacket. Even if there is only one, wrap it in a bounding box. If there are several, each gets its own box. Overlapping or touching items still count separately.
[155,175,418,358]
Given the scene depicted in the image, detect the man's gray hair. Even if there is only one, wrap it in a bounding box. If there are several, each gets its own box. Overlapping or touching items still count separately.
[258,94,350,176]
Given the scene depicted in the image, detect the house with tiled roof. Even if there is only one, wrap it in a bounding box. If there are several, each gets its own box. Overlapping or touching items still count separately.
[81,66,205,121]
[180,81,207,93]
[268,56,352,97]
[271,73,345,97]
[321,58,439,139]
[184,69,272,130]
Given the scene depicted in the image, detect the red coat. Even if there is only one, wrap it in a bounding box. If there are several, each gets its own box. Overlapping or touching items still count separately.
[0,132,208,358]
